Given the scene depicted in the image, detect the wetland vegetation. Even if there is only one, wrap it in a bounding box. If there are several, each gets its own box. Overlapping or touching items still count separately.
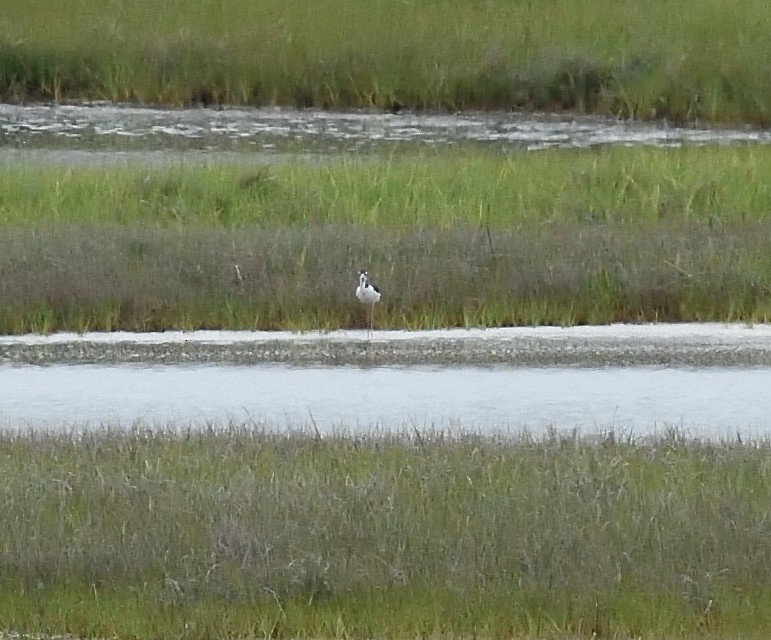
[2,428,771,639]
[2,0,771,123]
[1,145,771,333]
[4,3,771,639]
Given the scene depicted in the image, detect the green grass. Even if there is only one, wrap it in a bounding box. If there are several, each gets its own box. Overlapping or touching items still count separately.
[2,0,771,122]
[2,428,771,638]
[1,145,771,332]
[3,145,771,227]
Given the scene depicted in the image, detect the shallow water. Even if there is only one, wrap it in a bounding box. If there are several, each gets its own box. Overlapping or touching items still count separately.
[2,362,769,438]
[2,104,770,164]
[3,324,771,367]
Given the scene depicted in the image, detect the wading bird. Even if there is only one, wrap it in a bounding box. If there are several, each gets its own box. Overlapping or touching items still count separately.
[356,270,381,335]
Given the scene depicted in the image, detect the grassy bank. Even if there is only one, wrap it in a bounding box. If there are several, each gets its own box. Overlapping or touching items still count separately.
[2,428,771,639]
[2,0,771,123]
[0,146,770,332]
[2,221,771,333]
[0,147,771,333]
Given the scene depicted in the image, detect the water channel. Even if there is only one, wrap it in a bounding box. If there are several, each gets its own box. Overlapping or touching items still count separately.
[0,325,769,438]
[2,103,771,165]
[1,361,769,438]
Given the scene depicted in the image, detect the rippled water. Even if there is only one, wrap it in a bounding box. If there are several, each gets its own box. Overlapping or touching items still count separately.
[2,363,769,438]
[2,103,770,165]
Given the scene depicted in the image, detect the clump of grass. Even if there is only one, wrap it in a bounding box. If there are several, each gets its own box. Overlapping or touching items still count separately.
[2,427,771,638]
[1,0,771,122]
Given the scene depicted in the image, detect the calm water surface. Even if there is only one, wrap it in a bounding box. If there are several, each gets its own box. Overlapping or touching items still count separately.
[1,363,769,438]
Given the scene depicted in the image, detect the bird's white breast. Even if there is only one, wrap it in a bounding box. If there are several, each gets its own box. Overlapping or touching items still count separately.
[356,285,381,304]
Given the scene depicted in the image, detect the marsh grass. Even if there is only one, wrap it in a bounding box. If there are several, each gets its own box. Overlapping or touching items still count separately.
[3,427,771,638]
[1,220,771,332]
[1,146,771,331]
[2,0,771,122]
[3,146,771,228]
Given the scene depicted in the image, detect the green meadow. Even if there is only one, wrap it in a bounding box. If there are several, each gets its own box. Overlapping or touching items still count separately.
[2,428,771,639]
[2,0,771,122]
[1,145,771,332]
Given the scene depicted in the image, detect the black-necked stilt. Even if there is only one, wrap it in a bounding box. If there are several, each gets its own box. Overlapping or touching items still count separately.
[356,270,381,334]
